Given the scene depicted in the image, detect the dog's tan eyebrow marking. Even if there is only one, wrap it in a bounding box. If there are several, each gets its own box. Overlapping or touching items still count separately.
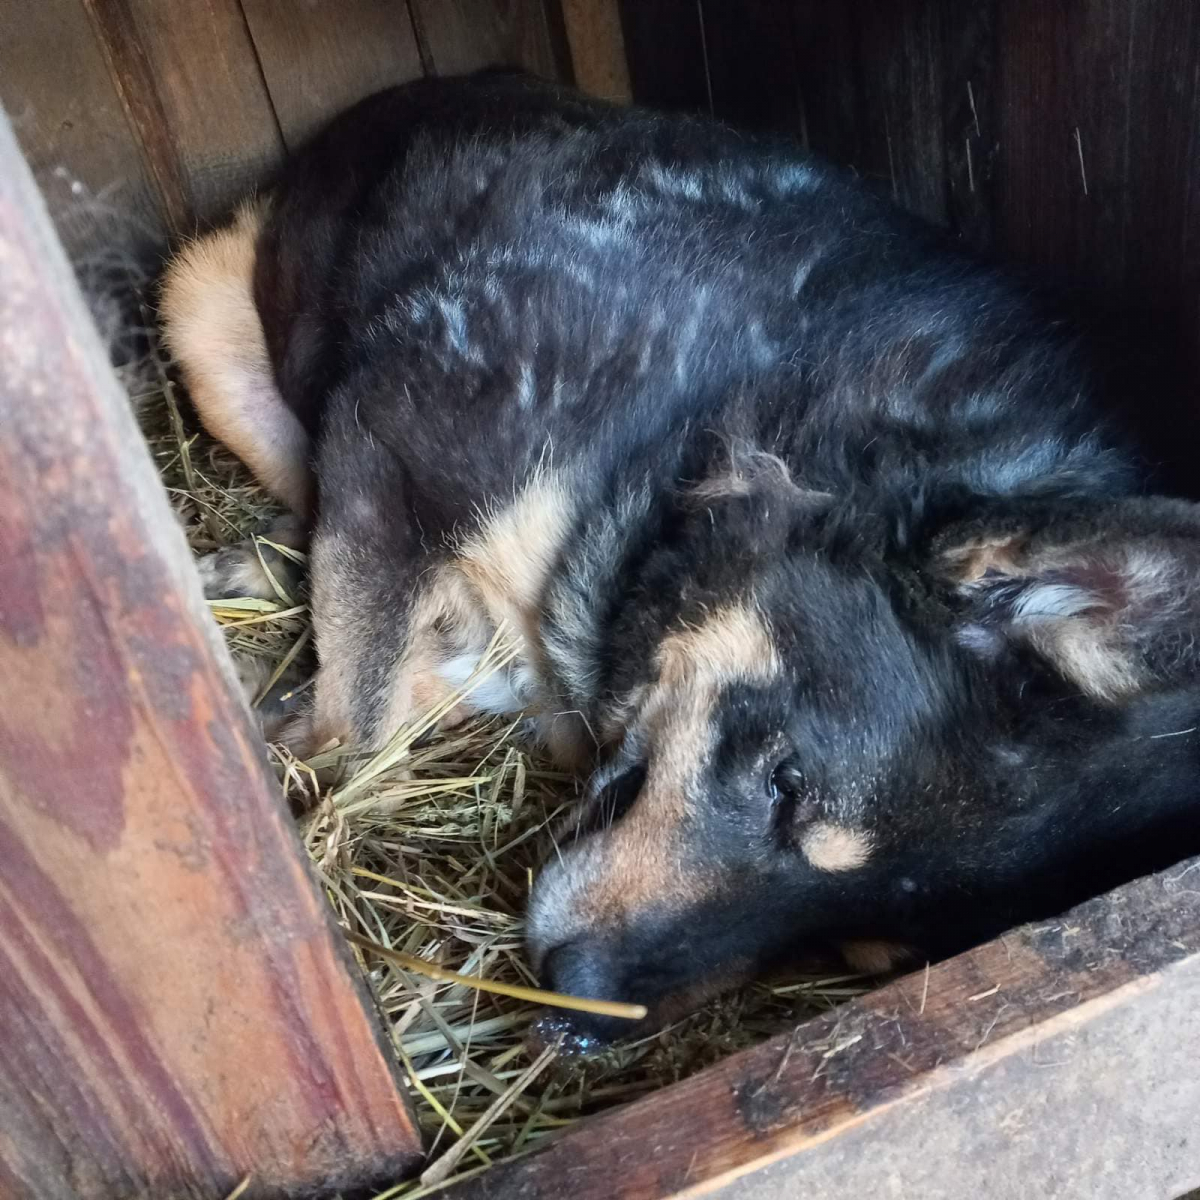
[571,604,783,928]
[800,821,873,871]
[655,603,782,688]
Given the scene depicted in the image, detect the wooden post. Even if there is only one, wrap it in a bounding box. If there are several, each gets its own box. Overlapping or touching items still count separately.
[0,105,421,1199]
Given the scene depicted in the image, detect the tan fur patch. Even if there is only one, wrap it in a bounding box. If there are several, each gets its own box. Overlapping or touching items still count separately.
[456,471,575,651]
[160,199,312,515]
[939,533,1028,582]
[840,939,910,975]
[300,529,367,752]
[303,476,577,755]
[801,821,873,872]
[1026,621,1141,702]
[378,565,494,741]
[576,605,783,922]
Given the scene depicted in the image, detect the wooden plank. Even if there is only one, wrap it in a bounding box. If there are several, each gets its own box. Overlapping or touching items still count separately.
[698,0,803,134]
[850,0,948,225]
[616,0,708,114]
[560,0,631,102]
[938,0,995,250]
[0,103,421,1199]
[994,0,1200,495]
[82,0,285,231]
[445,856,1200,1199]
[241,0,425,151]
[996,0,1200,297]
[408,0,564,79]
[788,1,862,162]
[0,0,163,259]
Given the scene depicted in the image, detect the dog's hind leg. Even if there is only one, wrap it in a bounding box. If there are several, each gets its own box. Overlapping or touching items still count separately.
[160,199,313,517]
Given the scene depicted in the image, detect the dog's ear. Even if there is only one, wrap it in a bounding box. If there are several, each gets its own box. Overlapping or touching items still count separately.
[933,497,1200,700]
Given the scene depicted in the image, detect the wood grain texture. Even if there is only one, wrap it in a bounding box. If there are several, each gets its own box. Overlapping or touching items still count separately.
[0,106,420,1199]
[409,0,563,79]
[241,0,425,151]
[851,0,947,225]
[0,0,163,258]
[560,0,631,101]
[444,856,1200,1199]
[616,0,708,114]
[993,0,1200,494]
[698,0,802,134]
[82,0,285,231]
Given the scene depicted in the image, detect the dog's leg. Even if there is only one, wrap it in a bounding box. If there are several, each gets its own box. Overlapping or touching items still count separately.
[195,513,309,602]
[160,199,313,516]
[285,416,494,758]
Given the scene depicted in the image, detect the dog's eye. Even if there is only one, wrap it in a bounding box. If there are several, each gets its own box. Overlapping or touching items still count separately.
[767,761,803,806]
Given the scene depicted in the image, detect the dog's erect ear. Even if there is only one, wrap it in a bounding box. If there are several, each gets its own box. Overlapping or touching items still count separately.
[933,497,1200,701]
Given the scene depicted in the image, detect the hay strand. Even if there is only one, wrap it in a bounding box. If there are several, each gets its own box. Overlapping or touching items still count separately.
[347,932,648,1021]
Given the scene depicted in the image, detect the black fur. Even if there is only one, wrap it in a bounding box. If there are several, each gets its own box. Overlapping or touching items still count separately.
[244,72,1199,1040]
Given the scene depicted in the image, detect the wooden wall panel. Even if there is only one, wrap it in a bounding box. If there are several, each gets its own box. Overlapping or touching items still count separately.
[0,0,164,258]
[560,0,631,102]
[82,0,285,233]
[0,104,421,1199]
[699,0,803,134]
[408,0,564,79]
[850,0,947,225]
[241,0,425,151]
[617,0,708,115]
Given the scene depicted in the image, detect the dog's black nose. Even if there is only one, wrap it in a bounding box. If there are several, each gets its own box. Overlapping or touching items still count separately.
[539,939,639,1046]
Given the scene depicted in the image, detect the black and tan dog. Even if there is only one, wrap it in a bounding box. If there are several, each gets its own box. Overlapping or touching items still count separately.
[162,71,1200,1041]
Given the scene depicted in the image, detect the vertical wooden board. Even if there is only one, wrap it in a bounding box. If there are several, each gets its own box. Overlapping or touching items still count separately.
[83,0,285,231]
[560,0,632,102]
[994,0,1200,291]
[241,0,425,151]
[850,0,948,225]
[788,1,862,162]
[938,0,996,250]
[0,0,163,259]
[698,0,803,134]
[994,0,1200,491]
[616,0,709,114]
[0,106,421,1198]
[994,0,1122,286]
[409,0,563,79]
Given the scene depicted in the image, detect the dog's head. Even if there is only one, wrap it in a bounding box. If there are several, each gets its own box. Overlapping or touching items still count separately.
[527,462,1200,1041]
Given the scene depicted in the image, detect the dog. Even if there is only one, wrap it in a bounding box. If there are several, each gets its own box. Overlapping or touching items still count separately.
[161,71,1200,1043]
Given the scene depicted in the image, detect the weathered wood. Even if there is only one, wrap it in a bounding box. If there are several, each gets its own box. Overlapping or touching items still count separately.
[408,0,563,79]
[241,0,425,151]
[851,0,948,225]
[445,855,1200,1199]
[993,0,1200,494]
[788,2,861,162]
[560,0,631,102]
[0,0,163,259]
[617,0,708,115]
[938,0,995,250]
[81,0,285,232]
[697,0,803,135]
[0,104,421,1199]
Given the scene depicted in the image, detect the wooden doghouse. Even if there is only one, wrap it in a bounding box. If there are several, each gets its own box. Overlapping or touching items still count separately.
[2,3,1199,1197]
